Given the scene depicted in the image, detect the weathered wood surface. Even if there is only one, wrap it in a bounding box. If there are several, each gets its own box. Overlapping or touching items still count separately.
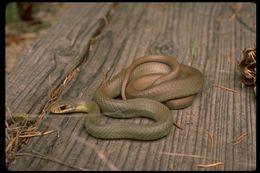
[7,3,256,171]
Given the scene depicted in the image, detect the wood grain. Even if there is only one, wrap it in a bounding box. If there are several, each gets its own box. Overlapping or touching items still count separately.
[7,3,256,171]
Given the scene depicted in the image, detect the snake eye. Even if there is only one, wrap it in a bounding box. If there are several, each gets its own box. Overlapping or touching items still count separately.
[50,104,70,113]
[59,105,67,110]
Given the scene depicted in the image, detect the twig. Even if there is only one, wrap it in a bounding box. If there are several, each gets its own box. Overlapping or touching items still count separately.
[197,161,223,168]
[212,84,237,93]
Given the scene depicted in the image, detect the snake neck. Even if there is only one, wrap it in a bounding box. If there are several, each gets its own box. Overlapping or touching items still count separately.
[73,100,100,114]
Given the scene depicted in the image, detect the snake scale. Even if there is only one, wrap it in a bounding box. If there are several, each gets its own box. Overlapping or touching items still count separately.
[50,55,204,140]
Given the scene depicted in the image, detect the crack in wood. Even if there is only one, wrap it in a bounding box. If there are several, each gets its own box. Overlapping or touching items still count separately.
[42,3,119,114]
[21,3,120,144]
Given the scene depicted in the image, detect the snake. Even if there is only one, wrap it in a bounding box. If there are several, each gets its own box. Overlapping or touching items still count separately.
[50,55,204,140]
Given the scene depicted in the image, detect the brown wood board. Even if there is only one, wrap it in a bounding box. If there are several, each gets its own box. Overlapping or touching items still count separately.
[6,3,256,171]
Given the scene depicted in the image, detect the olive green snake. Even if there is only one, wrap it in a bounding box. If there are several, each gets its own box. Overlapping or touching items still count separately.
[50,55,204,140]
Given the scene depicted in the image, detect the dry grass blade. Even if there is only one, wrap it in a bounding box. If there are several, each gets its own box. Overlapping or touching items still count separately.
[208,132,214,151]
[19,129,57,138]
[227,52,231,64]
[6,4,119,169]
[49,67,80,100]
[23,126,37,132]
[197,161,223,168]
[33,67,80,128]
[232,132,247,145]
[158,152,204,158]
[6,130,19,153]
[5,129,20,166]
[5,109,56,166]
[158,152,254,168]
[185,122,193,125]
[173,122,183,130]
[212,84,237,93]
[5,120,11,140]
[6,105,16,124]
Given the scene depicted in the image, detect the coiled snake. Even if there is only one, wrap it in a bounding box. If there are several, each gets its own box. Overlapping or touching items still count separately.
[50,55,204,140]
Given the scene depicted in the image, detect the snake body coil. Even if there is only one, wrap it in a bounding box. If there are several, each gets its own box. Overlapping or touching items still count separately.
[50,55,204,140]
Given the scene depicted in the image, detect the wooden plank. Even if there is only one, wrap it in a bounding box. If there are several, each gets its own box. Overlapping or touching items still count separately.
[7,3,256,171]
[6,3,114,113]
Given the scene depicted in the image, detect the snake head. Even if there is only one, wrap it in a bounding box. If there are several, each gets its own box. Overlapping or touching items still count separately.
[50,100,78,114]
[50,98,93,114]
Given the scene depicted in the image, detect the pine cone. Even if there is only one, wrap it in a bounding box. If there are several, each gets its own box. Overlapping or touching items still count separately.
[239,47,256,88]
